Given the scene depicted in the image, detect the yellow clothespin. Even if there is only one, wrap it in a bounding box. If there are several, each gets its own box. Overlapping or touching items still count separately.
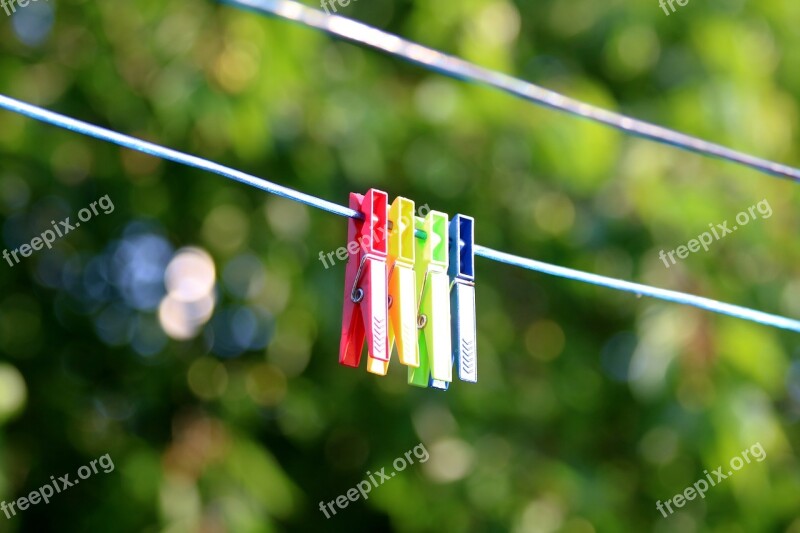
[409,211,452,388]
[368,197,419,375]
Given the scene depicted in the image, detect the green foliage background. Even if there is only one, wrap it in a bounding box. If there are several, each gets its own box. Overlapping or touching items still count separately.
[0,0,798,531]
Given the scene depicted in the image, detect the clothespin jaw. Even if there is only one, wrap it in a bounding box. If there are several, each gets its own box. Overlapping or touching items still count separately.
[340,189,389,369]
[409,211,452,388]
[449,214,477,384]
[368,196,419,375]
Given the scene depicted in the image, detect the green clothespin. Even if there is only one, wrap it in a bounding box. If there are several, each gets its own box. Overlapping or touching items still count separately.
[409,211,452,388]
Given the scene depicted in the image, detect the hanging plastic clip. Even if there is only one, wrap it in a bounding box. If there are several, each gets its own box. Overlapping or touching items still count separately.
[409,211,452,389]
[449,214,477,384]
[368,196,419,375]
[340,189,390,369]
[428,214,477,391]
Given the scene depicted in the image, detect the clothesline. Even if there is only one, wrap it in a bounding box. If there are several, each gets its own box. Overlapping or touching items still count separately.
[1,94,797,333]
[221,0,800,183]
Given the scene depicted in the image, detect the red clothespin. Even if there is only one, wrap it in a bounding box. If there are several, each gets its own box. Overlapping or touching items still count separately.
[339,189,390,369]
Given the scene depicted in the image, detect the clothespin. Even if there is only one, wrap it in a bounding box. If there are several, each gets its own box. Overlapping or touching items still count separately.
[449,214,477,384]
[368,197,419,375]
[409,211,452,389]
[428,214,477,391]
[340,189,390,370]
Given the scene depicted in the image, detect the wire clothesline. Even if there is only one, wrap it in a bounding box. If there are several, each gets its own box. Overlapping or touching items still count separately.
[220,0,800,184]
[1,94,798,333]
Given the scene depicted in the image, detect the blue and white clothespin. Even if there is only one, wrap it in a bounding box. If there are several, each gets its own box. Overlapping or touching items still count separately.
[450,214,477,383]
[430,214,477,390]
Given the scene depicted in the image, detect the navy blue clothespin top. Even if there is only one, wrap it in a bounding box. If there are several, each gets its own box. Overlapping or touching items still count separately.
[430,214,476,390]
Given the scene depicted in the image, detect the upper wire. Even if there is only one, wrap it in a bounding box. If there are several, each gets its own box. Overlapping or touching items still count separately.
[220,0,800,184]
[0,94,798,332]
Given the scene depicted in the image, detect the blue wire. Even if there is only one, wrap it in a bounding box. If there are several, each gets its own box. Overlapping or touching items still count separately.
[0,95,360,219]
[221,0,800,184]
[0,93,797,333]
[475,245,800,333]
